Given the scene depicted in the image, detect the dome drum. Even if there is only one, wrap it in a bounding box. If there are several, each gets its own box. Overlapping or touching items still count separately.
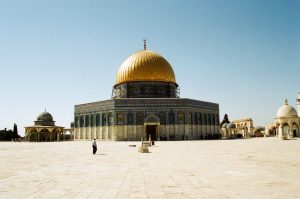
[34,111,55,126]
[113,81,179,98]
[34,120,55,126]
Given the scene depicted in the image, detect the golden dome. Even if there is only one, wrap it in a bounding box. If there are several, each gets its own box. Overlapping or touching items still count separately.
[115,50,176,85]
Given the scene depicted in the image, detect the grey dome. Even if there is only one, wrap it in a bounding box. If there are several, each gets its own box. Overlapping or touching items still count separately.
[37,112,53,122]
[35,111,55,126]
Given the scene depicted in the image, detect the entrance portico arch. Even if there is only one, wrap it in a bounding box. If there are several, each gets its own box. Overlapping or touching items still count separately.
[144,115,160,141]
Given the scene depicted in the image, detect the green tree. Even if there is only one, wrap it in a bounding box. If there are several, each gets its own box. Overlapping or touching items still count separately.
[0,128,13,141]
[220,114,230,128]
[12,123,20,139]
[13,123,19,139]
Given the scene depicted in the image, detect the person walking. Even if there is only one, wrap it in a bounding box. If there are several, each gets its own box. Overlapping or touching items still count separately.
[92,139,97,155]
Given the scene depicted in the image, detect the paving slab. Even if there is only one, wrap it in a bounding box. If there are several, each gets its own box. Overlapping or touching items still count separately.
[0,138,300,198]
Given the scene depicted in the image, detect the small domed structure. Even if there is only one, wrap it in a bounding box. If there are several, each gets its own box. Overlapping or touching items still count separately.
[37,112,54,122]
[25,110,72,142]
[220,122,239,139]
[276,99,298,118]
[35,111,55,126]
[273,99,300,140]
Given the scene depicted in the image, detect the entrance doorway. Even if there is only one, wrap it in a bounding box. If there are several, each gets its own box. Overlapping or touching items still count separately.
[146,125,157,141]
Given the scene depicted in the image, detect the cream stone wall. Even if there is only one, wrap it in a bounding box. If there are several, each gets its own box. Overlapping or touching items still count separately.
[274,118,300,139]
[232,118,254,138]
[74,124,220,141]
[266,97,300,140]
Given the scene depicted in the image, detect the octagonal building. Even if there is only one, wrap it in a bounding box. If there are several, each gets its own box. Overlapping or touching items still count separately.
[74,43,220,141]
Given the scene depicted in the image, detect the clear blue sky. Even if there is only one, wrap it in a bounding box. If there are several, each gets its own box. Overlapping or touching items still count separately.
[0,0,299,135]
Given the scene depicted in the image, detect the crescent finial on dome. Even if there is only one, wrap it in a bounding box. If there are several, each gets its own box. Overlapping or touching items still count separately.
[285,99,288,105]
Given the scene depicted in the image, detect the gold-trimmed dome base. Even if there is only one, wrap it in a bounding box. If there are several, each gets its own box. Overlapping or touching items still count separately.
[112,81,179,99]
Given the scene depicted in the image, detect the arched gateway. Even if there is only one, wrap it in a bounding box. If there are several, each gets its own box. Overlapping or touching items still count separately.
[144,115,160,141]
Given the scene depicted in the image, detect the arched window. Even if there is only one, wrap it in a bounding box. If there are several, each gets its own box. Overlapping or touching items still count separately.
[194,113,198,124]
[282,124,289,136]
[117,112,124,125]
[85,115,90,127]
[178,112,184,124]
[203,113,207,125]
[91,114,94,127]
[80,116,84,127]
[292,123,298,137]
[75,116,79,128]
[208,114,211,125]
[136,112,144,125]
[199,113,202,125]
[169,111,175,124]
[159,112,166,124]
[127,112,133,125]
[190,112,193,124]
[102,113,107,126]
[96,114,100,126]
[108,113,113,126]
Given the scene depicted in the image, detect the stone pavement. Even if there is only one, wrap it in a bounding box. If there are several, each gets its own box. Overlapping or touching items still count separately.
[0,138,300,199]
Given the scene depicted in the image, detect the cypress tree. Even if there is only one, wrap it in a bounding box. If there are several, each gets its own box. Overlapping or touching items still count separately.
[13,123,18,139]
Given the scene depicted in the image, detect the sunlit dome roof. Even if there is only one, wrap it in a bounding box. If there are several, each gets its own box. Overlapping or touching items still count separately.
[115,49,176,85]
[37,111,53,122]
[34,111,56,126]
[276,99,298,118]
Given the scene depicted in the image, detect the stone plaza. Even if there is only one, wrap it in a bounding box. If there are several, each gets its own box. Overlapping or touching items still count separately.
[1,138,300,199]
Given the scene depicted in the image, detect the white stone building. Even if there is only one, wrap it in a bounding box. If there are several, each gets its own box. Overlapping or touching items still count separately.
[266,92,300,139]
[232,118,254,138]
[221,118,254,138]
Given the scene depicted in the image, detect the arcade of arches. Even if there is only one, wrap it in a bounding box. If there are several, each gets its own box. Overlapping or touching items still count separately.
[25,111,74,142]
[265,99,300,139]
